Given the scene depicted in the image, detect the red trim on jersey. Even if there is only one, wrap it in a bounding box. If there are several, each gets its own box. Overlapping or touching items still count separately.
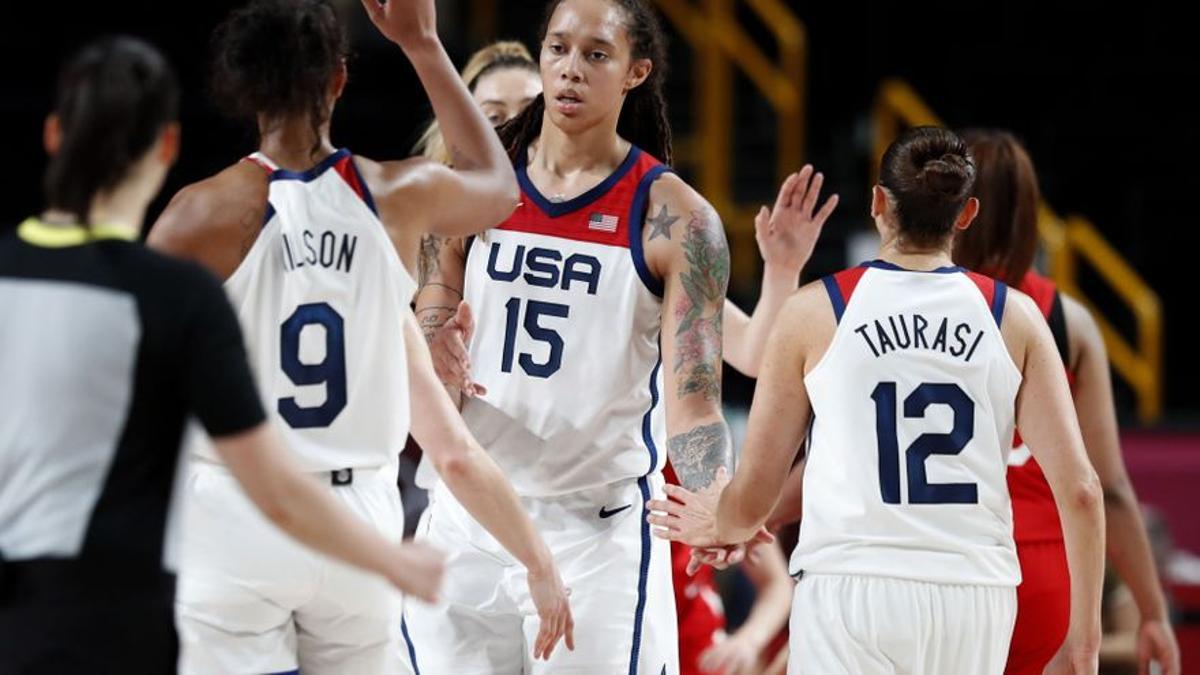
[332,155,369,205]
[1008,270,1074,543]
[498,152,664,249]
[241,156,273,173]
[835,266,868,304]
[665,462,726,672]
[965,271,998,308]
[1019,271,1057,319]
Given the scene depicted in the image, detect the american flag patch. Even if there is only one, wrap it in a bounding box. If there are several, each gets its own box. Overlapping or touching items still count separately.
[588,212,619,232]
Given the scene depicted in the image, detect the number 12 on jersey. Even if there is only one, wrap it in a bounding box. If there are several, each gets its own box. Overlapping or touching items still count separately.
[871,382,978,505]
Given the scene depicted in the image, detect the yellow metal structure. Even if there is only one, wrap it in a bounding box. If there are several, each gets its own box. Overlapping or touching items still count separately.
[872,79,1162,421]
[653,0,805,284]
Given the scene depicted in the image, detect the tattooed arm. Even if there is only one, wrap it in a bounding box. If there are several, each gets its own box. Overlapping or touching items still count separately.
[415,235,485,400]
[647,284,831,549]
[644,176,733,492]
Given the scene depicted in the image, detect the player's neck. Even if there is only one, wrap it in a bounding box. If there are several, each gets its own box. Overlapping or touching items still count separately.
[257,115,338,171]
[532,113,629,177]
[877,237,956,272]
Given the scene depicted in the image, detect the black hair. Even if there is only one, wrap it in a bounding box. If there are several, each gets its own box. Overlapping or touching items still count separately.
[499,0,673,165]
[44,36,179,224]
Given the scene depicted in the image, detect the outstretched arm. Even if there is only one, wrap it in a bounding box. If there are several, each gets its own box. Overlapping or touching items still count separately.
[723,166,837,376]
[360,0,517,236]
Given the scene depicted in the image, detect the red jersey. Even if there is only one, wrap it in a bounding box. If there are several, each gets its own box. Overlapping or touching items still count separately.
[664,463,726,673]
[1006,271,1074,543]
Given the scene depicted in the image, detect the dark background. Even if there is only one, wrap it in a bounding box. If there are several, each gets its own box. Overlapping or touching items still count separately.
[3,1,1194,421]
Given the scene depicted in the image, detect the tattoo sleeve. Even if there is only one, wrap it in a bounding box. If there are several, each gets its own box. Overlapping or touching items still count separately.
[667,422,734,491]
[673,207,730,401]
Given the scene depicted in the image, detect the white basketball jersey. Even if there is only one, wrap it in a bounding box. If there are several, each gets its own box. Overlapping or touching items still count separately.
[418,148,670,497]
[192,149,415,472]
[792,261,1023,586]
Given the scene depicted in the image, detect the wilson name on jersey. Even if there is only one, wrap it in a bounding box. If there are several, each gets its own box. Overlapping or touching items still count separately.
[794,261,1023,586]
[193,149,416,473]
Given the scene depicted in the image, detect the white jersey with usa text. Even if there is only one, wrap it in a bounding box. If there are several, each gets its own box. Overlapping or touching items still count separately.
[418,147,671,497]
[792,261,1023,587]
[191,149,416,473]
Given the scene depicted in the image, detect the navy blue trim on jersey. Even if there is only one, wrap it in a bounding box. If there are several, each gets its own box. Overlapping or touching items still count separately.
[464,235,476,260]
[862,259,964,274]
[641,357,663,475]
[991,280,1008,326]
[345,156,379,216]
[517,145,642,218]
[805,413,815,460]
[401,616,422,675]
[262,202,276,228]
[628,165,671,298]
[267,670,299,675]
[267,148,350,183]
[821,275,846,323]
[629,474,653,675]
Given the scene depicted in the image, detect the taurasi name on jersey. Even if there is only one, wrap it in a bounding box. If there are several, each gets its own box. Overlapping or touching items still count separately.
[281,230,358,274]
[854,313,987,363]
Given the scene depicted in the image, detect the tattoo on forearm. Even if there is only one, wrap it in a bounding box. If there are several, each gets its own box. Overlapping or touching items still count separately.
[647,204,680,241]
[417,307,455,344]
[673,207,730,401]
[418,235,444,288]
[416,282,463,299]
[667,422,733,491]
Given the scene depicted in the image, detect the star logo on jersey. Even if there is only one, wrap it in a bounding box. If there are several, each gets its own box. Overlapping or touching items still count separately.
[588,212,620,233]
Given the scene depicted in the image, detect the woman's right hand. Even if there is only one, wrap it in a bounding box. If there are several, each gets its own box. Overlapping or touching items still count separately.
[428,301,487,397]
[359,0,439,51]
[386,541,447,604]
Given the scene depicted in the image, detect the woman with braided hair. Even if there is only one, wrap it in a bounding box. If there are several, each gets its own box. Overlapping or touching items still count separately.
[414,33,832,674]
[410,1,833,671]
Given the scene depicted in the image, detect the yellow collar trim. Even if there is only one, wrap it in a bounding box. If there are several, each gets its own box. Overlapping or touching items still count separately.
[17,217,137,248]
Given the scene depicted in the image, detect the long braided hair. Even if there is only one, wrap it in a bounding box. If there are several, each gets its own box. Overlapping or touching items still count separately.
[498,0,673,166]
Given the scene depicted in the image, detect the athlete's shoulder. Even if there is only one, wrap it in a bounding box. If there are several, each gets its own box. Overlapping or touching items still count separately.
[642,172,726,282]
[998,285,1043,363]
[147,161,269,276]
[349,153,431,194]
[643,172,721,247]
[787,278,838,331]
[162,162,268,228]
[646,171,707,215]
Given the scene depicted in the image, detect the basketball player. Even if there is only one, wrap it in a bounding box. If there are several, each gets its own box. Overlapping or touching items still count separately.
[414,37,826,675]
[955,129,1179,675]
[147,1,571,673]
[649,127,1106,675]
[408,0,781,671]
[0,36,442,673]
[416,43,836,382]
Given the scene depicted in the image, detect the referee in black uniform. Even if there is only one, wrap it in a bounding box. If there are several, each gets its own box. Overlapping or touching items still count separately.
[0,37,443,674]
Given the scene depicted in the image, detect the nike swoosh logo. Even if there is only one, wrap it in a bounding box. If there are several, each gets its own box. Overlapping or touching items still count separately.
[598,504,633,519]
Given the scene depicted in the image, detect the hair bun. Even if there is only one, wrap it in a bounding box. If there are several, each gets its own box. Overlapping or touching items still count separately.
[918,155,971,197]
